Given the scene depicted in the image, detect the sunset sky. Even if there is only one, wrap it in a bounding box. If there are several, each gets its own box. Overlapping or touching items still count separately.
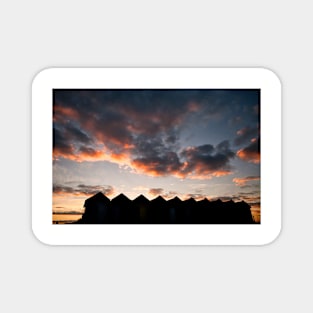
[53,89,260,222]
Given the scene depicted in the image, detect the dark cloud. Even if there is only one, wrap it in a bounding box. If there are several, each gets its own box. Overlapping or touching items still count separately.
[237,137,260,164]
[53,127,75,156]
[65,124,92,144]
[76,184,114,196]
[53,89,258,178]
[53,123,94,160]
[53,184,74,194]
[234,126,259,146]
[132,154,181,176]
[53,89,250,155]
[53,184,114,197]
[133,135,178,159]
[131,140,235,179]
[180,141,235,178]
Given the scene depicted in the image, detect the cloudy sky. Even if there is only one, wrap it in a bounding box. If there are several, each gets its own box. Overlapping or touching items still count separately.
[53,89,260,221]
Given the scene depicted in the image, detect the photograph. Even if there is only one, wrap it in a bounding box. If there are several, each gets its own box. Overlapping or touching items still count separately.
[52,88,260,225]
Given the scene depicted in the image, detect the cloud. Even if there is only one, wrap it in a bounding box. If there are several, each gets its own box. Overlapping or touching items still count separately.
[53,183,115,197]
[233,176,260,186]
[209,192,260,209]
[149,188,164,196]
[234,126,259,146]
[53,127,76,159]
[209,195,242,202]
[53,105,79,123]
[179,141,235,179]
[132,152,183,177]
[148,188,177,199]
[236,137,260,164]
[53,90,250,179]
[185,193,207,200]
[53,90,193,164]
[130,140,236,179]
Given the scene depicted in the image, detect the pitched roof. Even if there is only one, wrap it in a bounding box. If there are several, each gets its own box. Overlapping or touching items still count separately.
[151,195,166,203]
[167,196,182,204]
[111,193,131,203]
[133,194,149,203]
[84,192,110,206]
[184,197,196,203]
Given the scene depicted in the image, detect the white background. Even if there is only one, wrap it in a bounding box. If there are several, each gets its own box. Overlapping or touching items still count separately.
[0,1,310,312]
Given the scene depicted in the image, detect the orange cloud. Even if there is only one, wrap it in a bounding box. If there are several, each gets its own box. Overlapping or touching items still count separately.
[236,149,260,164]
[233,176,260,186]
[130,160,167,177]
[236,137,260,164]
[53,105,79,122]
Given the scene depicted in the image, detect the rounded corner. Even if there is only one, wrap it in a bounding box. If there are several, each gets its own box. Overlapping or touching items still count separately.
[31,67,56,89]
[260,223,282,246]
[258,67,282,89]
[31,225,53,246]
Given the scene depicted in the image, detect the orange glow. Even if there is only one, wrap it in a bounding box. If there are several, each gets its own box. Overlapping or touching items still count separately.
[250,206,261,223]
[53,105,79,121]
[131,161,164,177]
[233,176,260,186]
[53,145,133,167]
[53,190,97,197]
[53,145,76,161]
[110,152,131,164]
[237,149,260,164]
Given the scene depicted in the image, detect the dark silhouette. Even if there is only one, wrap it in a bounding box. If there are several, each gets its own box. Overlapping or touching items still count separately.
[72,192,256,224]
[74,192,110,224]
[133,194,150,223]
[110,193,133,223]
[183,197,197,224]
[167,196,183,224]
[149,195,168,223]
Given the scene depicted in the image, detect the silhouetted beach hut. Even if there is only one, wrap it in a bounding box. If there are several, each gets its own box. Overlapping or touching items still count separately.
[182,197,197,223]
[81,192,111,223]
[167,196,182,223]
[110,193,132,223]
[133,194,150,223]
[209,199,224,223]
[223,200,236,223]
[150,195,168,223]
[196,198,211,223]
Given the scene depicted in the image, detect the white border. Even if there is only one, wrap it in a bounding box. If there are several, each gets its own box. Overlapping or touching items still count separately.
[32,68,281,245]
